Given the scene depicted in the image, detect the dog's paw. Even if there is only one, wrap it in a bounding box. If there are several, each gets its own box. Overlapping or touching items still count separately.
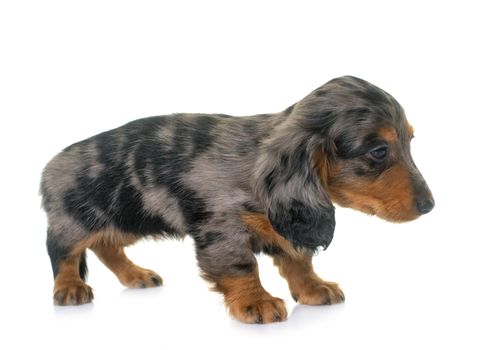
[119,268,163,289]
[292,280,345,305]
[228,295,287,324]
[54,281,94,305]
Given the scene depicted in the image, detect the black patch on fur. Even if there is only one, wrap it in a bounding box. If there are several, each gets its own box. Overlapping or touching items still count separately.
[293,147,310,175]
[61,115,214,237]
[173,186,212,234]
[278,154,287,170]
[62,130,126,232]
[63,188,107,232]
[268,199,335,250]
[47,233,89,280]
[46,232,70,278]
[79,251,88,281]
[232,263,255,273]
[111,183,176,235]
[354,85,389,106]
[95,130,121,165]
[264,168,278,194]
[249,236,262,254]
[336,139,370,159]
[264,147,308,195]
[132,117,214,235]
[235,120,263,155]
[61,117,184,236]
[171,120,193,158]
[195,231,224,250]
[191,115,216,157]
[301,109,336,135]
[242,201,263,213]
[265,145,312,196]
[332,110,386,160]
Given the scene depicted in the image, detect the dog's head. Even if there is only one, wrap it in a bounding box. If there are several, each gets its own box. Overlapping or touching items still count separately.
[254,76,434,250]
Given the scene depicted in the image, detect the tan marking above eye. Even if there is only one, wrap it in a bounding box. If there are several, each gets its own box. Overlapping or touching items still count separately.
[377,126,398,144]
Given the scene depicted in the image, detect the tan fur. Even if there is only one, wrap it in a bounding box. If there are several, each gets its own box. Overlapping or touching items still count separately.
[69,229,140,256]
[328,163,418,222]
[91,245,162,288]
[274,254,344,305]
[242,212,344,305]
[55,229,162,305]
[215,268,287,323]
[241,212,301,259]
[314,147,332,190]
[53,255,93,305]
[378,126,398,143]
[42,76,433,322]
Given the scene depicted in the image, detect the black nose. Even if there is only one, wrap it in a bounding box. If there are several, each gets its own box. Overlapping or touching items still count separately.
[416,198,435,214]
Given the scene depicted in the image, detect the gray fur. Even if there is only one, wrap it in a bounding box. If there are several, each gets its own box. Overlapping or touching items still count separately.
[41,76,424,280]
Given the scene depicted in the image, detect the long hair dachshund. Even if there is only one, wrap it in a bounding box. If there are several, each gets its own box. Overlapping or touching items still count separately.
[41,76,434,323]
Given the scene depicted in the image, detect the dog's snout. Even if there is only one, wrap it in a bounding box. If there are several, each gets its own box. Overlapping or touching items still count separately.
[416,197,435,215]
[410,167,434,216]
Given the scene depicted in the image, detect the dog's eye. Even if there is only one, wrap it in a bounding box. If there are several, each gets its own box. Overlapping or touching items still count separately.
[369,146,388,161]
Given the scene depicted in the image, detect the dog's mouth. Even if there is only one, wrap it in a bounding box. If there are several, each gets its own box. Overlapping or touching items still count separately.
[330,190,422,223]
[374,209,420,223]
[360,199,421,223]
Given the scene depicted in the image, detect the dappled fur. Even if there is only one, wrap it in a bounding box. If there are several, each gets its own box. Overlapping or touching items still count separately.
[41,76,433,322]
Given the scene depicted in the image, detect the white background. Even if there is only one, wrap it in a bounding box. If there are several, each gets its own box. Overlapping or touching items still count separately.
[1,1,478,349]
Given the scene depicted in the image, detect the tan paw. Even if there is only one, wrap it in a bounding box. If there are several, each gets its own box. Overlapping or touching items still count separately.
[54,280,94,305]
[119,268,163,289]
[292,280,345,305]
[228,295,288,324]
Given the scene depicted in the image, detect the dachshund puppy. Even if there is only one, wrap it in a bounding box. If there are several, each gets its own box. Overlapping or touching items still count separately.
[41,76,434,323]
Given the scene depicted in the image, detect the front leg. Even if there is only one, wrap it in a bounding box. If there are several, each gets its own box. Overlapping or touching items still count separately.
[273,254,345,305]
[214,267,288,324]
[194,230,287,324]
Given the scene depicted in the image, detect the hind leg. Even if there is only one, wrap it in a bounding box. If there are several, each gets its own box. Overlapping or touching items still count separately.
[47,235,94,305]
[53,253,94,305]
[91,243,162,289]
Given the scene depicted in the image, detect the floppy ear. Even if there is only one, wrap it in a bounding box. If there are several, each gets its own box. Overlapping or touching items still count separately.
[253,124,335,250]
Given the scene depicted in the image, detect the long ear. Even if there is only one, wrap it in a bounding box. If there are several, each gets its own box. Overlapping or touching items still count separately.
[253,122,335,250]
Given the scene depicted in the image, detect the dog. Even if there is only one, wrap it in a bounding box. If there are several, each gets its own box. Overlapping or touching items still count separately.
[41,76,434,323]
